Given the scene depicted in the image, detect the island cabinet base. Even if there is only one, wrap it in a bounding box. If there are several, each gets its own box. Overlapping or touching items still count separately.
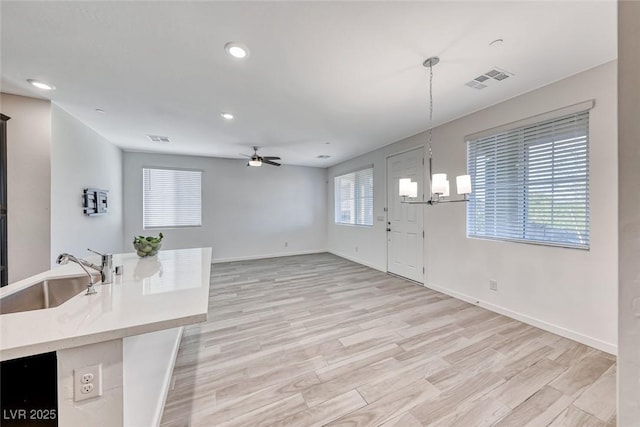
[54,327,184,427]
[124,327,184,427]
[57,339,124,426]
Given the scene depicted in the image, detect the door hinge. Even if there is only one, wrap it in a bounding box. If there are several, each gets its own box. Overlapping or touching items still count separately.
[422,230,425,238]
[423,267,425,274]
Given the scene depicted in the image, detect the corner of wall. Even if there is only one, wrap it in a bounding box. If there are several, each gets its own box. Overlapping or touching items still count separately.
[1,93,52,282]
[51,105,124,261]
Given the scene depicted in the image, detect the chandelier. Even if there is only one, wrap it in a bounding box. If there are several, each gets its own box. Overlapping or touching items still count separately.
[399,57,472,205]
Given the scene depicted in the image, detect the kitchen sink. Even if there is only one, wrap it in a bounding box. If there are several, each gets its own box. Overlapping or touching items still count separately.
[0,274,100,315]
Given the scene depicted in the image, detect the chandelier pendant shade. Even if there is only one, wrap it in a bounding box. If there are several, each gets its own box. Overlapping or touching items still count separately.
[400,56,472,205]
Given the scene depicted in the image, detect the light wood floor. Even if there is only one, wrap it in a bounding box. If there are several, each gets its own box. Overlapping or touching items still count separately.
[160,253,616,427]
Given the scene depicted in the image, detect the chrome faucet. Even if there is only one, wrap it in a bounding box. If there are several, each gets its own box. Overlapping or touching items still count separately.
[55,249,114,295]
[87,248,114,284]
[56,253,99,295]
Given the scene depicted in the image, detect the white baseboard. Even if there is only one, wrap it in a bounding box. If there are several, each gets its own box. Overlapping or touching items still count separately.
[328,250,386,273]
[211,249,327,264]
[425,282,617,356]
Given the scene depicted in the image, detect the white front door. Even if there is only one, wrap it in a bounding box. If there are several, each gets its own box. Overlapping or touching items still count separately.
[387,148,424,283]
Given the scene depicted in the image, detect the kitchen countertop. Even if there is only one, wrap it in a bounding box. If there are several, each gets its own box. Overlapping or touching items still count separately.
[0,247,212,361]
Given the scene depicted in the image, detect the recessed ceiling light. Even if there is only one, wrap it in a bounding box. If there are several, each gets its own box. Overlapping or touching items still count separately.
[224,42,249,59]
[489,38,504,47]
[317,155,331,159]
[27,79,55,90]
[95,108,105,113]
[325,142,331,145]
[221,112,234,120]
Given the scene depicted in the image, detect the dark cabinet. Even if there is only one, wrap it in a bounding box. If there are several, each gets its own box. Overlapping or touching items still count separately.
[1,352,58,426]
[1,113,8,287]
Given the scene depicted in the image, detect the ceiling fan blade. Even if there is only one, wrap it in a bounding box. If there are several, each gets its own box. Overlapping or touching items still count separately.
[262,156,281,160]
[240,153,252,158]
[263,159,281,166]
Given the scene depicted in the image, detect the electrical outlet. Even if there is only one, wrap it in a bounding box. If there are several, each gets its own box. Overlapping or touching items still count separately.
[489,279,498,291]
[74,364,102,402]
[81,373,94,384]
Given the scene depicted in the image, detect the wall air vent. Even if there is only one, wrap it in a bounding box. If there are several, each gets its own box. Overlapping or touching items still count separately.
[146,135,171,143]
[465,67,514,90]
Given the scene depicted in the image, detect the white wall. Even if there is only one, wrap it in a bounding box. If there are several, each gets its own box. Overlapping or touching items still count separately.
[124,152,327,262]
[51,105,124,262]
[1,93,51,282]
[618,1,640,423]
[328,61,618,353]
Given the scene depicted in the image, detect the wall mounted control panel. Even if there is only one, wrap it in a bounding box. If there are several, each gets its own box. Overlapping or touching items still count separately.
[83,188,108,216]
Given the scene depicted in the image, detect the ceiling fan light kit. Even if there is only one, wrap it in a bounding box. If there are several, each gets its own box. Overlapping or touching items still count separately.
[243,146,281,167]
[399,56,472,206]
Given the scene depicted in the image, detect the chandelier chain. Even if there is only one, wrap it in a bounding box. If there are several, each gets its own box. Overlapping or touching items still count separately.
[399,56,471,205]
[428,61,434,157]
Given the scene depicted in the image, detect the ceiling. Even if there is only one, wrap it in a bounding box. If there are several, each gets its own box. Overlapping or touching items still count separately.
[1,1,616,167]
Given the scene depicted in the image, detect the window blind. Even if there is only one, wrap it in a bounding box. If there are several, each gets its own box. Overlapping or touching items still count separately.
[467,110,589,249]
[334,167,373,226]
[143,168,202,229]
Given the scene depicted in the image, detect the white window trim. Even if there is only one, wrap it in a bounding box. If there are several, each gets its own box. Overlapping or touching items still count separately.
[142,167,203,229]
[465,99,594,142]
[466,108,591,250]
[334,166,374,227]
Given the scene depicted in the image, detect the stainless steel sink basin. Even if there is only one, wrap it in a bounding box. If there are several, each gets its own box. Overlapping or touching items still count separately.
[0,274,99,315]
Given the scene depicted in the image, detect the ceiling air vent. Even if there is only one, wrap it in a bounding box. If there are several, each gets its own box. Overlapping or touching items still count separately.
[465,67,514,90]
[465,81,487,90]
[146,135,171,143]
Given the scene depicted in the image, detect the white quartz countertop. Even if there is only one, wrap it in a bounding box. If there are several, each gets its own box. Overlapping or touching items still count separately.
[0,247,212,361]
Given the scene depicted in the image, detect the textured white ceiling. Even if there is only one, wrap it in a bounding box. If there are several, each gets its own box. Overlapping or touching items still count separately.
[0,1,616,167]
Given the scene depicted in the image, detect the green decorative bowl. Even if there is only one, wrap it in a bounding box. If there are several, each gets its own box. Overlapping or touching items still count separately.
[133,233,163,258]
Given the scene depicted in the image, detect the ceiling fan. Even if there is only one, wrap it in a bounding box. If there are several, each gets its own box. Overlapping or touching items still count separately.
[241,146,281,167]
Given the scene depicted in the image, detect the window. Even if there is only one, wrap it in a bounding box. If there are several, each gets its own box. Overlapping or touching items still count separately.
[334,167,373,226]
[143,168,202,229]
[467,110,589,249]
